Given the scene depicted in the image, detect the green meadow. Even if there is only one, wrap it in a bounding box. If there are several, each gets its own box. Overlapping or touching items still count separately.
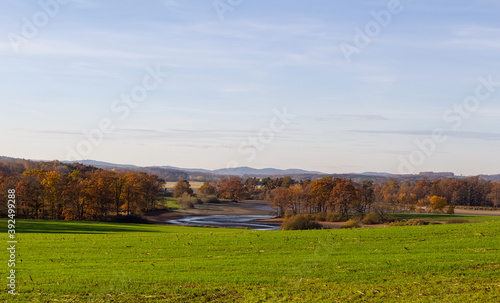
[3,216,500,302]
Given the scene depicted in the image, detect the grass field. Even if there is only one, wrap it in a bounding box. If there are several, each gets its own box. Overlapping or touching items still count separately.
[3,216,500,302]
[165,181,205,191]
[159,197,183,210]
[391,213,500,223]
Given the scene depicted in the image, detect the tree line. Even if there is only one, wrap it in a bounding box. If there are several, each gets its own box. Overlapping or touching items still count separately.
[0,160,164,220]
[2,157,499,222]
[266,176,500,218]
[177,175,500,218]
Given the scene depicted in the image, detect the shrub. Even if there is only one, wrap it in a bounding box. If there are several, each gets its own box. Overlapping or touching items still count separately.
[408,219,428,226]
[361,212,383,225]
[280,214,322,230]
[430,196,448,213]
[379,213,397,223]
[178,193,197,209]
[200,195,219,204]
[446,219,469,224]
[388,219,429,226]
[388,221,407,227]
[326,212,343,222]
[447,204,455,214]
[341,219,360,229]
[312,213,327,221]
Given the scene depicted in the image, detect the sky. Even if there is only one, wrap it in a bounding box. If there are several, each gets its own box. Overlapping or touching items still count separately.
[1,0,500,175]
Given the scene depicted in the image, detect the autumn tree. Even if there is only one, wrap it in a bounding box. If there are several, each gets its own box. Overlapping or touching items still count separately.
[355,180,374,216]
[173,179,193,198]
[120,172,141,216]
[245,177,259,191]
[84,170,115,219]
[112,173,126,216]
[61,170,85,220]
[398,192,418,212]
[487,182,500,207]
[289,184,306,215]
[416,196,431,213]
[280,176,295,188]
[140,173,164,210]
[413,179,431,201]
[300,180,314,214]
[16,169,45,218]
[41,171,63,220]
[198,181,217,196]
[270,187,292,217]
[309,177,336,213]
[430,196,448,213]
[217,177,248,202]
[465,177,491,207]
[330,178,357,220]
[381,180,400,212]
[260,177,275,190]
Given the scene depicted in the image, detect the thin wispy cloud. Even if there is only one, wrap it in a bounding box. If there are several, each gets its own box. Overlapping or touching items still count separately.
[317,114,389,121]
[349,130,500,141]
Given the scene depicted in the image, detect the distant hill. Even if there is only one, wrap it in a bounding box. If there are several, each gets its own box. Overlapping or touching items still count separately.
[479,174,500,182]
[57,161,481,183]
[62,160,138,169]
[3,156,499,183]
[65,161,326,179]
[419,171,455,178]
[158,166,214,174]
[213,166,325,176]
[361,172,392,176]
[60,160,196,181]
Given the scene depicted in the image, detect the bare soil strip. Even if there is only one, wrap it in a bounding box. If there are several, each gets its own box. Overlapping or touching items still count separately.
[454,209,500,216]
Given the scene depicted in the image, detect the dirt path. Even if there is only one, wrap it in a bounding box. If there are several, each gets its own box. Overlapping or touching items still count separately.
[454,209,500,216]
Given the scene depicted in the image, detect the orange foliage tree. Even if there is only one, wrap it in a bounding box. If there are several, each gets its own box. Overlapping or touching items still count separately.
[217,177,248,202]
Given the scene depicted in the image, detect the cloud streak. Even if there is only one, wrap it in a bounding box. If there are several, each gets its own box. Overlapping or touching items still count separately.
[317,114,389,121]
[29,127,304,142]
[349,130,500,141]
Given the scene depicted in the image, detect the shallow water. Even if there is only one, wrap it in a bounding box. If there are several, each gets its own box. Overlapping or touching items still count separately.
[167,215,279,230]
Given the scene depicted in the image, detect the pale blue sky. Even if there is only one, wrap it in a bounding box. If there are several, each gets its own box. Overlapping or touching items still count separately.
[1,0,500,175]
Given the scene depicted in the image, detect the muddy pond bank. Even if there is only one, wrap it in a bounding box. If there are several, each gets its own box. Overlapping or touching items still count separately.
[143,200,280,230]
